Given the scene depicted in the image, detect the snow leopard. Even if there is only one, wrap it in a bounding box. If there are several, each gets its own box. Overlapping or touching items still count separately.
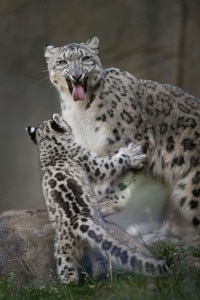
[44,36,200,228]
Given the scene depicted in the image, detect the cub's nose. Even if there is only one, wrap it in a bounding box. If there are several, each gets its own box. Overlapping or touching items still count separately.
[26,126,37,144]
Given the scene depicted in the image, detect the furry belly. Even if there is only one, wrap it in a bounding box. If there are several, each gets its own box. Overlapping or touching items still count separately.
[74,127,108,155]
[62,107,108,155]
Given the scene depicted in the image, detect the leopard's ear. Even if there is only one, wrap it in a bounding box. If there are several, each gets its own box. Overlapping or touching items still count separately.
[44,45,59,63]
[26,126,37,144]
[51,114,66,133]
[85,36,99,54]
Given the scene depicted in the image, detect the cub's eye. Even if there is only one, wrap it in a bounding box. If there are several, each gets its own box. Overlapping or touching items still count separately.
[57,60,67,66]
[82,56,91,63]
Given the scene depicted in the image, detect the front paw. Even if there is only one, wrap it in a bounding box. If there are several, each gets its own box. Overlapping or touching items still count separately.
[120,143,146,169]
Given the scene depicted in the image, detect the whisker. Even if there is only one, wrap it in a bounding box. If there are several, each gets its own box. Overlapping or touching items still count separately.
[41,75,50,83]
[40,69,49,73]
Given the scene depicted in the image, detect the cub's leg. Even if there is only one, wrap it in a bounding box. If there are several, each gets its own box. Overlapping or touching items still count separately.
[45,201,79,283]
[85,143,144,216]
[97,172,135,216]
[54,227,80,284]
[77,143,145,182]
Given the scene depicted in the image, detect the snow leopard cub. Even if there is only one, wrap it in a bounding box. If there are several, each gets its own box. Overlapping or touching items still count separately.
[27,114,170,284]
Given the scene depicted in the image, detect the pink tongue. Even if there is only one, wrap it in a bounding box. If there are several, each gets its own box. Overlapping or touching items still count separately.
[72,83,85,101]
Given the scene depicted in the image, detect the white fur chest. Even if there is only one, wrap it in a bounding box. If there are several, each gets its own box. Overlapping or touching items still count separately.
[61,93,108,156]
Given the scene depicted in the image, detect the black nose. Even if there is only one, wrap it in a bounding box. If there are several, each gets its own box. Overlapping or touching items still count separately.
[72,74,82,81]
[26,126,37,144]
[26,126,35,135]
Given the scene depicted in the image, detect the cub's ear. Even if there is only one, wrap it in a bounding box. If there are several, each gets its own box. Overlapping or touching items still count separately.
[26,126,37,144]
[52,113,62,124]
[51,114,66,133]
[44,45,59,62]
[85,36,99,54]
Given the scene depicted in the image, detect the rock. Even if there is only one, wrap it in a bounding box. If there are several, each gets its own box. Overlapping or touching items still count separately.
[0,209,150,287]
[0,209,56,287]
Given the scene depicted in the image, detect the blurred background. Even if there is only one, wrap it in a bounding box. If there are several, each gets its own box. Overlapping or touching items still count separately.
[0,0,200,228]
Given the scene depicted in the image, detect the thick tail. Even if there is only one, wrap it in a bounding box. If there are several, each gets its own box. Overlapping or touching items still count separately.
[77,218,171,277]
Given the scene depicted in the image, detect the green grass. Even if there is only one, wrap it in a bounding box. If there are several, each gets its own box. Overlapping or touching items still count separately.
[0,242,199,300]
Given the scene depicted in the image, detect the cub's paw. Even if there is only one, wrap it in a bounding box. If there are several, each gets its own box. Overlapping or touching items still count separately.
[119,143,146,169]
[57,262,79,285]
[59,272,79,285]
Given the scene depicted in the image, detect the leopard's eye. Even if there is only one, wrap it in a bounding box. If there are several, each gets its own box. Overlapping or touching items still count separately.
[57,59,67,66]
[82,56,91,63]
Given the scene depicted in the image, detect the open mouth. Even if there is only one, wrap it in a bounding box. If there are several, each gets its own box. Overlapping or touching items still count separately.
[66,78,88,101]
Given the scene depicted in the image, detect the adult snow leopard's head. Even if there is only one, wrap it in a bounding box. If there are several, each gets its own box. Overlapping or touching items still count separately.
[44,36,103,101]
[27,114,72,146]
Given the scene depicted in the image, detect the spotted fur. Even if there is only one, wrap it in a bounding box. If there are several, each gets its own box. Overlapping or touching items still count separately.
[27,114,170,284]
[45,36,200,228]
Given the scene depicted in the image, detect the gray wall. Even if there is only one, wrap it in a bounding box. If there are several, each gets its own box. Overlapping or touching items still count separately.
[0,0,200,213]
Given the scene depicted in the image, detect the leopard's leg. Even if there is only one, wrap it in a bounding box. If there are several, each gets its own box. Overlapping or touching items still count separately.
[171,169,200,228]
